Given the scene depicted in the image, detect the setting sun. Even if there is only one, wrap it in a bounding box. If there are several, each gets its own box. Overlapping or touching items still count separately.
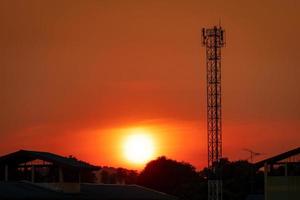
[123,131,155,165]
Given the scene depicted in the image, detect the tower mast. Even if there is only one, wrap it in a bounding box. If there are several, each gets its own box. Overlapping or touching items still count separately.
[202,26,225,200]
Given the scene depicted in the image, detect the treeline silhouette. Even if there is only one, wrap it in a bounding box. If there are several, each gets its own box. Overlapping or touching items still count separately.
[69,155,264,200]
[138,156,264,200]
[99,167,138,184]
[66,155,139,184]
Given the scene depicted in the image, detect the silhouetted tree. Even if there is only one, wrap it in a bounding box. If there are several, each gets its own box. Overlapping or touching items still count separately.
[116,168,138,184]
[138,156,202,200]
[116,168,127,184]
[109,173,117,184]
[100,167,138,184]
[64,155,97,182]
[125,170,138,184]
[100,170,110,183]
[138,157,264,200]
[200,158,264,200]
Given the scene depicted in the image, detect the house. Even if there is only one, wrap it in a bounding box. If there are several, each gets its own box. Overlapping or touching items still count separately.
[255,146,300,200]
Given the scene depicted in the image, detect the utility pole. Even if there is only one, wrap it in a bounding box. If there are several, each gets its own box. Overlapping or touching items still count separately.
[202,26,225,200]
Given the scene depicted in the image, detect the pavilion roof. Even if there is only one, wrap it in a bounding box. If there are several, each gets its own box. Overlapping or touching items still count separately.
[0,150,100,170]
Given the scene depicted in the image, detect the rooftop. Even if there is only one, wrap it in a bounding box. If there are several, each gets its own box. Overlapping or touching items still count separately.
[255,146,300,168]
[0,150,100,170]
[0,182,177,200]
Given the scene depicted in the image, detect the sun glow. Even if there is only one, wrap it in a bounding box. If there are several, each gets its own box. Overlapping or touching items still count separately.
[123,130,155,165]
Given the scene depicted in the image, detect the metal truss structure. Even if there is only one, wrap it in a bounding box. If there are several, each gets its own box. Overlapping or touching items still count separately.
[202,26,225,200]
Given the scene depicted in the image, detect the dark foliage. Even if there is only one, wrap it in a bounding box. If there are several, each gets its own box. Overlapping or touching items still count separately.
[100,167,139,184]
[138,157,264,200]
[67,155,97,182]
[119,168,139,184]
[201,158,264,200]
[138,156,203,200]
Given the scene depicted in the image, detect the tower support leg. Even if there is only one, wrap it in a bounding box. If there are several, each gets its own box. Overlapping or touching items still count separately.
[208,180,223,200]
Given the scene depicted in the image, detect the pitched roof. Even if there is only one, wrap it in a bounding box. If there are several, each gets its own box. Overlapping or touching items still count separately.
[0,182,72,200]
[255,146,300,168]
[81,183,178,200]
[0,182,178,200]
[0,150,100,170]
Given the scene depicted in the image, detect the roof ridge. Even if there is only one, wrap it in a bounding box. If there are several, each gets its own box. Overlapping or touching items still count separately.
[0,149,100,170]
[255,146,300,168]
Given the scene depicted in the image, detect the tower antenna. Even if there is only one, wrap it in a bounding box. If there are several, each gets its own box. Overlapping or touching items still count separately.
[202,25,226,200]
[243,148,262,163]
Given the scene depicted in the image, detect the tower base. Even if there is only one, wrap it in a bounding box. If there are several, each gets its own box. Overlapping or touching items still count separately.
[208,180,223,200]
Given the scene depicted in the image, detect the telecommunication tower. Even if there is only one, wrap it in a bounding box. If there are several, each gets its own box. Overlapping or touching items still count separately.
[202,26,225,200]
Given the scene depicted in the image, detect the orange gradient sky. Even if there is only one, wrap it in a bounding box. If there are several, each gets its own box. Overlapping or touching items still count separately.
[1,0,300,169]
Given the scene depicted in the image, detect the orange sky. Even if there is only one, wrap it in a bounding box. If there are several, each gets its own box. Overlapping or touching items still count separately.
[0,0,300,170]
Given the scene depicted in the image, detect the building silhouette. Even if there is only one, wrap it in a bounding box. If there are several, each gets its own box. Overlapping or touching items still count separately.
[0,150,177,200]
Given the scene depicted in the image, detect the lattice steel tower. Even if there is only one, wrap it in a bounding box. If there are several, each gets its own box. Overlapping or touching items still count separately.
[202,26,225,200]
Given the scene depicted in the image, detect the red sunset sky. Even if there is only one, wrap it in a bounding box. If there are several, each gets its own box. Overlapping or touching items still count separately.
[1,0,300,169]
